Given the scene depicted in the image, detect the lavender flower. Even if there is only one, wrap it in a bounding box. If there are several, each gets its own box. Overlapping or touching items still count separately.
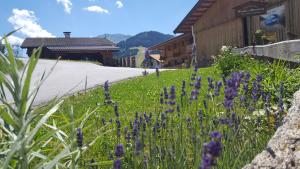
[115,144,124,157]
[214,81,222,97]
[135,138,142,156]
[113,159,121,169]
[181,80,186,97]
[155,67,160,77]
[142,70,149,76]
[168,86,176,106]
[207,77,214,91]
[203,100,208,109]
[114,103,119,117]
[160,92,164,105]
[199,131,222,169]
[76,128,83,148]
[101,118,106,125]
[104,81,112,104]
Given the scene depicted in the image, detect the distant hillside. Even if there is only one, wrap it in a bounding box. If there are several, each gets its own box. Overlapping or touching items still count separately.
[117,31,174,49]
[97,34,132,44]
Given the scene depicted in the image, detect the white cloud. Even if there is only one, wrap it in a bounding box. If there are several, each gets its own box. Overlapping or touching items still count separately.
[83,6,109,14]
[1,35,24,46]
[8,9,54,38]
[57,0,72,14]
[115,1,123,8]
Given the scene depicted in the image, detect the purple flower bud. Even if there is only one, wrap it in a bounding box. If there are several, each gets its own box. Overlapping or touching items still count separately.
[115,144,124,158]
[76,128,83,148]
[113,159,121,169]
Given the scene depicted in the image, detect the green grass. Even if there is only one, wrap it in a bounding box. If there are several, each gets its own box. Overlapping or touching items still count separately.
[53,67,272,169]
[55,67,224,164]
[59,67,220,118]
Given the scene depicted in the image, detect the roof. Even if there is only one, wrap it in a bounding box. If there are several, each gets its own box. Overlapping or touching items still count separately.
[174,0,217,33]
[148,33,192,50]
[21,37,116,48]
[47,46,119,51]
[149,54,162,62]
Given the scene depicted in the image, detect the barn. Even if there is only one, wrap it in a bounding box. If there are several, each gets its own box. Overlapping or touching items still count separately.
[174,0,300,66]
[21,32,119,66]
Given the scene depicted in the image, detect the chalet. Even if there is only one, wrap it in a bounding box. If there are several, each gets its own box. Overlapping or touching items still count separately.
[174,0,300,66]
[149,33,193,67]
[21,32,119,66]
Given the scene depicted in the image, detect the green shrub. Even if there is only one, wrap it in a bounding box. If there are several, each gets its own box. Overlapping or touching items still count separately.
[215,48,300,105]
[214,48,266,77]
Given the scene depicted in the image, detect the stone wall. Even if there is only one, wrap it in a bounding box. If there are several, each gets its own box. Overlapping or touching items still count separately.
[236,40,300,63]
[242,90,300,169]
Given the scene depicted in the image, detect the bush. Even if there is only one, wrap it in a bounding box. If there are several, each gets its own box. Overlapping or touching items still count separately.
[216,49,300,109]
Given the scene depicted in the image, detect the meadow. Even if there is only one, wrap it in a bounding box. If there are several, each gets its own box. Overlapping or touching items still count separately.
[1,41,298,169]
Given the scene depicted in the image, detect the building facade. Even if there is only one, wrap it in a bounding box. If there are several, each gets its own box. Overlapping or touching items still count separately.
[149,33,193,68]
[21,32,119,66]
[174,0,300,66]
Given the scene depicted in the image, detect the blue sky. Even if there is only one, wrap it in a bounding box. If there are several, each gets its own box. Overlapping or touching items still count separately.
[0,0,197,45]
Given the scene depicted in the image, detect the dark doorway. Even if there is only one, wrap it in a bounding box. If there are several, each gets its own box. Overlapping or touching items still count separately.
[242,17,249,46]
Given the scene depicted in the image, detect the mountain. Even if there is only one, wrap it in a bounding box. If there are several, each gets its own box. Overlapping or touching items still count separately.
[117,31,174,49]
[97,34,132,44]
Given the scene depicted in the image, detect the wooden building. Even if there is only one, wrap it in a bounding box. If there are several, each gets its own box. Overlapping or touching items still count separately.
[149,33,193,67]
[21,32,119,66]
[174,0,300,66]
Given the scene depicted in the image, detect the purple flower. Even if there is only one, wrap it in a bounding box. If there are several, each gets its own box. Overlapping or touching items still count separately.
[113,159,121,169]
[114,103,119,117]
[104,81,112,104]
[199,131,222,169]
[210,131,222,141]
[155,67,160,77]
[163,87,168,100]
[160,92,164,105]
[76,128,83,148]
[203,100,208,109]
[135,138,142,156]
[214,81,222,97]
[142,70,149,76]
[181,80,186,96]
[115,144,124,157]
[101,118,106,125]
[207,77,214,91]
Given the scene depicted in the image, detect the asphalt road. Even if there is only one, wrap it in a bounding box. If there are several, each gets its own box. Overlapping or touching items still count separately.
[5,59,160,105]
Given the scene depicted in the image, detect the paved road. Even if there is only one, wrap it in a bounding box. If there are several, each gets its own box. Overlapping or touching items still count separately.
[6,59,160,105]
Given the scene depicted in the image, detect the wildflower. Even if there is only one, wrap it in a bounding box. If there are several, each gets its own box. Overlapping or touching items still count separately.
[279,82,284,112]
[116,120,121,138]
[163,87,168,100]
[160,92,164,105]
[115,144,124,157]
[207,77,214,91]
[181,80,186,96]
[156,67,160,77]
[76,128,83,148]
[142,70,149,76]
[168,86,176,106]
[101,118,106,125]
[214,81,222,97]
[199,131,222,169]
[203,100,208,109]
[114,103,119,117]
[135,138,142,156]
[113,159,121,169]
[104,81,112,104]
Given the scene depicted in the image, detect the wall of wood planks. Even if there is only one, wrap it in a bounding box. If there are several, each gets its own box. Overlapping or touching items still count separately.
[192,0,300,66]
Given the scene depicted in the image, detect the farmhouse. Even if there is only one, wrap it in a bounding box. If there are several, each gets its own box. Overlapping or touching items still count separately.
[21,32,119,66]
[149,33,193,67]
[174,0,300,66]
